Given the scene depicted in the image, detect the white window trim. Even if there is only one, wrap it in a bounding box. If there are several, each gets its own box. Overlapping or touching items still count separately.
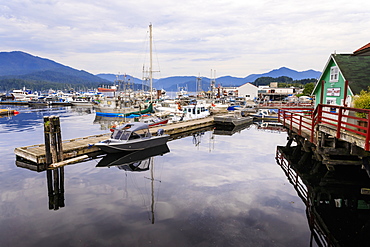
[329,66,339,82]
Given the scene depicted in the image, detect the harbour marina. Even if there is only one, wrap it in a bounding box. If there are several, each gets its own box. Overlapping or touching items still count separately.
[2,104,370,246]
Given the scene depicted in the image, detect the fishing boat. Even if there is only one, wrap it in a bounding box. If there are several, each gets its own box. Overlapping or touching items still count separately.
[11,88,39,101]
[170,100,210,123]
[108,115,169,132]
[71,97,94,106]
[133,115,169,126]
[97,86,117,93]
[95,103,155,117]
[95,24,158,117]
[95,122,170,153]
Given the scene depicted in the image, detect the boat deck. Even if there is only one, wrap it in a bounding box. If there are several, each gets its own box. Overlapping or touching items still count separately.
[14,116,215,165]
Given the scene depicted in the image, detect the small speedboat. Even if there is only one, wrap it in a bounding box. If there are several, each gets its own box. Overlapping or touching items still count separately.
[95,122,169,153]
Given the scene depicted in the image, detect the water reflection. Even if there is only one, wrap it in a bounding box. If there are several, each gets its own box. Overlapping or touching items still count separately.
[0,105,93,133]
[256,120,286,133]
[96,144,170,169]
[46,168,65,210]
[15,144,170,213]
[2,105,316,246]
[93,115,126,131]
[276,145,370,247]
[96,145,170,224]
[213,122,253,136]
[16,158,66,210]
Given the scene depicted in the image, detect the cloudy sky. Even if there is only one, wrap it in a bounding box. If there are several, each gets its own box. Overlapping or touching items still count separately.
[1,0,369,78]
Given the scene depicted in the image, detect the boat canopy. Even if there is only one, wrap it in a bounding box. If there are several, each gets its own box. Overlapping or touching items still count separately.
[111,122,152,141]
[117,122,150,132]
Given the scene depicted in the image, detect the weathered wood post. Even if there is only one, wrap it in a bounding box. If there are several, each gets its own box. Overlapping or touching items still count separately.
[44,116,63,164]
[44,117,52,165]
[44,116,65,210]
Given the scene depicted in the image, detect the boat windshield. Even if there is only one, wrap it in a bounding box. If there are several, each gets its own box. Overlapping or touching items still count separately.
[111,128,150,140]
[112,130,131,140]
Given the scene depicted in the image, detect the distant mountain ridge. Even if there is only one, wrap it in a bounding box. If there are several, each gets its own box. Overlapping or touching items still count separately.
[98,67,321,91]
[97,67,321,92]
[0,51,110,90]
[244,67,320,82]
[0,51,321,91]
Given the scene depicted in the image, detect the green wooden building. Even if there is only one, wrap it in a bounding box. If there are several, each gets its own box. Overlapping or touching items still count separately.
[312,43,370,108]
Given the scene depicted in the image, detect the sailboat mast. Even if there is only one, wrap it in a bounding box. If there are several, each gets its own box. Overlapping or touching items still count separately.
[149,23,153,103]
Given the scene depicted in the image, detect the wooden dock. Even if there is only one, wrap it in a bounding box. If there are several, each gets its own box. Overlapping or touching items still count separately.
[14,116,215,165]
[279,105,370,171]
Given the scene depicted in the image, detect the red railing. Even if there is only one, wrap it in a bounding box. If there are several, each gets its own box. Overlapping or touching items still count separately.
[257,101,313,108]
[278,104,370,151]
[278,107,315,140]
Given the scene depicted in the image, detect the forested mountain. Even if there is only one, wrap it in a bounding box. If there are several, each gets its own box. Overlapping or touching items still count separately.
[0,51,321,92]
[0,51,110,91]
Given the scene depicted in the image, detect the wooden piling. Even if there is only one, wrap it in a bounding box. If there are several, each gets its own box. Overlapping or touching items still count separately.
[44,116,63,165]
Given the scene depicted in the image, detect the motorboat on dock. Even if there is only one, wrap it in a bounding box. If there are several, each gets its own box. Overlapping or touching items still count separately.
[95,122,169,153]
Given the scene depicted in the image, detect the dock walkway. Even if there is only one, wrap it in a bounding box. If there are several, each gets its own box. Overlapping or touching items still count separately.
[279,105,370,152]
[14,116,215,165]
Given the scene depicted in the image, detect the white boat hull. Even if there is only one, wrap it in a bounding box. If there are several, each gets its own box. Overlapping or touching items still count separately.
[95,135,170,153]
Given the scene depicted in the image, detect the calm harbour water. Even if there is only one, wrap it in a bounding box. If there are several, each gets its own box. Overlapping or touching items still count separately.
[0,105,315,247]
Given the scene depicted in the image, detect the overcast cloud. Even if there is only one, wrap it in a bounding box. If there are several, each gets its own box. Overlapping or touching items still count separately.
[1,0,369,78]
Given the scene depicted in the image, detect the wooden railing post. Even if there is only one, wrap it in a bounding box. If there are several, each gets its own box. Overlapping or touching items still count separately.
[337,107,343,139]
[290,112,293,130]
[366,113,370,151]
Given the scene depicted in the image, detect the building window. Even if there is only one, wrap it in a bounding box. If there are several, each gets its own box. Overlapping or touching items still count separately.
[326,98,336,105]
[330,66,339,82]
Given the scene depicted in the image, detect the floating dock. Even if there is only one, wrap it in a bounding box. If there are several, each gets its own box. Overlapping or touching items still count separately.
[14,116,215,165]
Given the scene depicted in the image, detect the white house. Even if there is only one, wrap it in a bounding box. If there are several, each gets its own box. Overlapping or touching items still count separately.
[237,83,259,101]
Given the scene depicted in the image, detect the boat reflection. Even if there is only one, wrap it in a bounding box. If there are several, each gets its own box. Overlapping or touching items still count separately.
[256,120,286,133]
[14,145,170,213]
[276,145,370,247]
[96,144,170,169]
[213,122,252,136]
[97,144,170,224]
[93,114,128,131]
